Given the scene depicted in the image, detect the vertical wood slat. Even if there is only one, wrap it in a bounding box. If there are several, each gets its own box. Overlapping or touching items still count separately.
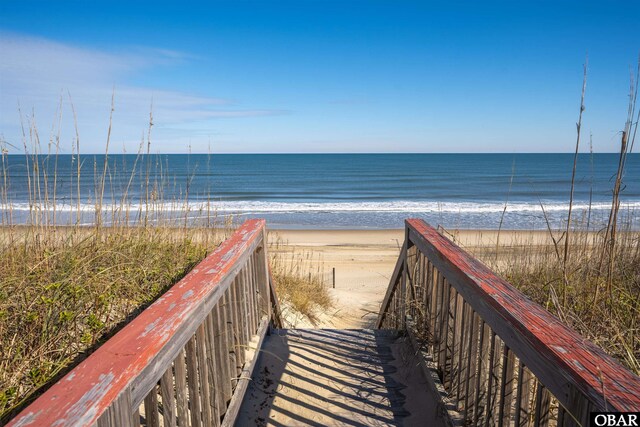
[420,255,428,329]
[160,366,177,427]
[457,303,472,411]
[132,407,141,426]
[464,312,480,423]
[488,335,504,427]
[399,249,407,330]
[213,303,231,413]
[473,320,488,426]
[243,260,255,337]
[204,312,222,426]
[256,243,268,318]
[428,262,438,348]
[221,291,236,396]
[445,287,459,391]
[195,324,213,426]
[235,276,247,369]
[143,385,160,427]
[498,346,516,427]
[534,382,552,427]
[244,257,255,336]
[209,308,227,421]
[229,282,242,375]
[185,337,202,427]
[437,274,449,377]
[431,269,444,366]
[250,253,259,333]
[569,385,593,427]
[514,362,533,427]
[483,330,497,427]
[454,295,467,404]
[97,389,135,427]
[174,349,189,427]
[238,267,249,357]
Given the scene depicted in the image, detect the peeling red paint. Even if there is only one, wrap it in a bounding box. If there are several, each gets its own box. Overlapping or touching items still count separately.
[8,219,266,427]
[406,218,640,411]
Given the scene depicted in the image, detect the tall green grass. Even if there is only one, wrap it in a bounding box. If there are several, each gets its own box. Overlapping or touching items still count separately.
[479,60,640,374]
[0,101,328,422]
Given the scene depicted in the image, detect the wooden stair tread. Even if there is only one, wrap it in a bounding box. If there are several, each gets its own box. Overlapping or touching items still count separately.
[236,329,447,427]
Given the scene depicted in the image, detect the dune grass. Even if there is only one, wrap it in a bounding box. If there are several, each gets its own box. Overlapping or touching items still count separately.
[0,227,215,419]
[476,61,640,374]
[0,105,329,421]
[269,235,332,324]
[473,227,640,375]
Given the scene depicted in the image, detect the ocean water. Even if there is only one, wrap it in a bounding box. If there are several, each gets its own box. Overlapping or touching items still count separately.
[2,153,639,229]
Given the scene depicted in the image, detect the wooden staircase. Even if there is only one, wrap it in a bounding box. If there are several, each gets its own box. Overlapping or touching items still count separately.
[237,329,446,427]
[8,219,640,427]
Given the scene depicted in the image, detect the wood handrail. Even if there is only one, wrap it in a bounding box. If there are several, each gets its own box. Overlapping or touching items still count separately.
[9,219,279,427]
[378,218,640,424]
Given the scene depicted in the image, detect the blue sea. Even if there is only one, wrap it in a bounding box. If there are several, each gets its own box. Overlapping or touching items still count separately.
[2,153,639,229]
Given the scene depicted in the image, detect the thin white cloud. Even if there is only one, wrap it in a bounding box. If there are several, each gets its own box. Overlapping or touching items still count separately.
[0,33,283,153]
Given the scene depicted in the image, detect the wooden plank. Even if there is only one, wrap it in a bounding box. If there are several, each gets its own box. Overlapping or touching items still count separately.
[376,236,407,328]
[483,331,498,427]
[132,406,141,426]
[143,385,160,427]
[195,324,213,426]
[533,382,551,427]
[160,365,177,427]
[456,302,470,408]
[420,254,428,328]
[514,362,533,427]
[428,263,439,352]
[228,279,240,375]
[221,291,236,398]
[437,274,450,377]
[220,317,270,427]
[399,243,408,330]
[489,335,503,427]
[204,314,222,425]
[97,389,135,427]
[249,253,259,333]
[221,289,237,387]
[258,229,274,323]
[453,293,466,404]
[463,311,480,423]
[498,346,516,427]
[473,320,490,426]
[209,306,231,418]
[405,218,640,412]
[185,336,202,427]
[445,286,459,391]
[174,349,189,427]
[244,259,256,336]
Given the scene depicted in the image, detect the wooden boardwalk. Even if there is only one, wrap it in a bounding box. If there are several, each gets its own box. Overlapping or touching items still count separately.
[8,219,640,427]
[237,329,446,427]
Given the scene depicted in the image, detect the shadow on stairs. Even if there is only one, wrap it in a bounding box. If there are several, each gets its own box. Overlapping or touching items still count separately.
[237,329,447,427]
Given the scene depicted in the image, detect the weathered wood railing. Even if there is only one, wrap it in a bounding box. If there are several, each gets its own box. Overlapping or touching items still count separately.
[378,219,640,427]
[9,219,282,427]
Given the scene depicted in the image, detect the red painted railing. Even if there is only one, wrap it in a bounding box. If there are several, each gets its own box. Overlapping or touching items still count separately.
[378,219,640,426]
[9,219,280,427]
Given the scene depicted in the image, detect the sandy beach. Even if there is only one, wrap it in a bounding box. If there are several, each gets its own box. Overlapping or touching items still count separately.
[267,227,557,329]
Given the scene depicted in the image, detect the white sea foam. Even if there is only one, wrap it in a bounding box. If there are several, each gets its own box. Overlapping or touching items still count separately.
[4,200,640,214]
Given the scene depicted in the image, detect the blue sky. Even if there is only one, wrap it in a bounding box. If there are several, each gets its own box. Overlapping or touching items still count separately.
[0,1,638,153]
